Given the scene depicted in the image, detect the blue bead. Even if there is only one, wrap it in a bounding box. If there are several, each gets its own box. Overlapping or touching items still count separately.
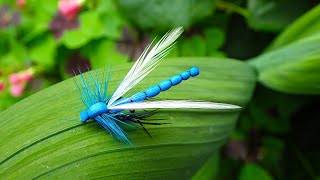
[170,75,182,86]
[80,110,89,122]
[131,92,147,102]
[180,71,190,80]
[158,80,172,91]
[88,102,108,118]
[145,85,161,97]
[190,66,200,77]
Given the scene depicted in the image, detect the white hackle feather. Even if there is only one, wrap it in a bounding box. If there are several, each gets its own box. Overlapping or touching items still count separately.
[108,100,241,110]
[107,27,184,107]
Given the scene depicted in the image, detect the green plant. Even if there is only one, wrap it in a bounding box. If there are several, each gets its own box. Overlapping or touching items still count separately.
[0,0,319,179]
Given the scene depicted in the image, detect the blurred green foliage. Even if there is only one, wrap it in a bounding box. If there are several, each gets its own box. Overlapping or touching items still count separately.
[250,35,320,94]
[247,0,310,32]
[117,0,216,30]
[239,163,273,180]
[0,0,319,179]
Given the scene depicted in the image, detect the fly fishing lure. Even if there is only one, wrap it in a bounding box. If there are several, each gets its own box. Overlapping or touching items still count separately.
[74,27,240,144]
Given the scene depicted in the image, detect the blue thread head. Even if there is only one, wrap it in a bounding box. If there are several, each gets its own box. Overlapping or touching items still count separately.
[88,102,108,118]
[190,66,200,77]
[80,110,89,122]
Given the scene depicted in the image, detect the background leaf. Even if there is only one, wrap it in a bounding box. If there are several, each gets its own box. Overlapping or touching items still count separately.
[204,28,225,54]
[192,152,219,180]
[80,39,128,69]
[239,163,273,180]
[249,35,320,94]
[247,0,310,32]
[60,10,122,49]
[116,0,216,30]
[178,28,226,57]
[267,4,320,50]
[0,58,256,178]
[180,35,207,57]
[29,33,56,69]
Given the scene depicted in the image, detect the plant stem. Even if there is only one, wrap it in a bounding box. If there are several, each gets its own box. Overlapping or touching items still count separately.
[216,0,250,18]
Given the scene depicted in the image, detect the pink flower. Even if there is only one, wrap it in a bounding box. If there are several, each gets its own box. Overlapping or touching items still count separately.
[58,0,84,20]
[21,71,33,82]
[0,81,5,92]
[10,84,25,97]
[16,0,26,9]
[9,73,22,84]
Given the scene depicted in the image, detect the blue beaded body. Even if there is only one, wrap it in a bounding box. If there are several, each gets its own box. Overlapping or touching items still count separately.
[80,66,200,122]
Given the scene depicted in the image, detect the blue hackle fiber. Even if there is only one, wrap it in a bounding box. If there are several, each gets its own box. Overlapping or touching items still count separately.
[73,67,111,108]
[75,66,200,144]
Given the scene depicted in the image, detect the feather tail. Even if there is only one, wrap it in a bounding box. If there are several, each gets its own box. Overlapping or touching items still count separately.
[107,27,184,107]
[109,100,241,110]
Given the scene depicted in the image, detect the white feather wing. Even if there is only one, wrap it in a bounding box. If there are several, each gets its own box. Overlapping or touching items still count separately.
[108,100,241,110]
[107,27,184,107]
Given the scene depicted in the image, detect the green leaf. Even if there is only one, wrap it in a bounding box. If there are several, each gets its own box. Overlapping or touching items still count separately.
[1,32,28,68]
[247,0,310,32]
[249,35,320,94]
[0,58,256,178]
[60,30,88,49]
[81,39,128,69]
[178,28,225,57]
[180,35,207,56]
[29,34,56,69]
[267,4,320,50]
[60,8,123,49]
[117,0,216,30]
[100,12,123,39]
[192,152,219,180]
[61,11,105,49]
[20,0,57,42]
[239,163,273,180]
[96,1,124,39]
[204,28,225,51]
